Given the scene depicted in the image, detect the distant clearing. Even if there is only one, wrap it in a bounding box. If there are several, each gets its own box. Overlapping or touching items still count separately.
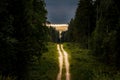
[46,24,68,31]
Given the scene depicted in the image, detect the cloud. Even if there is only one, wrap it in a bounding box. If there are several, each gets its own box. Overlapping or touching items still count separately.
[45,0,78,23]
[47,7,77,23]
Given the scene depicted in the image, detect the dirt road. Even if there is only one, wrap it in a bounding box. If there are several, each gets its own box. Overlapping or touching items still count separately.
[57,44,70,80]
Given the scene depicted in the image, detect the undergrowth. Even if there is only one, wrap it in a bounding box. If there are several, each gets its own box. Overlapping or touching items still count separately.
[63,42,120,80]
[27,42,59,80]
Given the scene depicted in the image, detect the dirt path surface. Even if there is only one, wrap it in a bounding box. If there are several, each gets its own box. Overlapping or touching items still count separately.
[57,44,64,80]
[57,44,70,80]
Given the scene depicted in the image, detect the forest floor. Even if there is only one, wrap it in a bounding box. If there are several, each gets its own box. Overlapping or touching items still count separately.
[26,42,120,80]
[63,42,120,80]
[27,42,71,80]
[27,42,58,80]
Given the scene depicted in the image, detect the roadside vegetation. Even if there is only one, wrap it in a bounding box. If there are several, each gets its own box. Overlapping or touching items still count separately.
[62,0,120,79]
[64,43,120,80]
[27,42,58,80]
[0,0,49,79]
[62,0,120,71]
[0,42,59,80]
[0,75,16,80]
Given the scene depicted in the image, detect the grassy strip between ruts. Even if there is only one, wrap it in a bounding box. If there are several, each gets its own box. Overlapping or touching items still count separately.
[27,42,59,80]
[63,42,120,80]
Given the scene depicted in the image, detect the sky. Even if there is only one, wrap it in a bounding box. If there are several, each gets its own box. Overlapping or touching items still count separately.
[45,0,79,24]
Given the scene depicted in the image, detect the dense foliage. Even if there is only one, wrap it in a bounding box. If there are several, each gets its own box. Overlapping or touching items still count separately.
[63,0,120,69]
[48,27,59,43]
[0,0,48,79]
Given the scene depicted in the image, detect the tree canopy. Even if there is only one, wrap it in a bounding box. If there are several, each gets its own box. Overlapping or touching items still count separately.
[0,0,48,79]
[63,0,120,69]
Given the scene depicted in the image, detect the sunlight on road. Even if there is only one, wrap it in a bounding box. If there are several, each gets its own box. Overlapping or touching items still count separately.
[57,44,70,80]
[61,44,70,80]
[57,44,63,80]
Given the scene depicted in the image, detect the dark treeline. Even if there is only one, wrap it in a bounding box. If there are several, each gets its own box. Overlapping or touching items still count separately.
[48,27,59,43]
[0,0,50,79]
[62,0,120,69]
[46,21,59,43]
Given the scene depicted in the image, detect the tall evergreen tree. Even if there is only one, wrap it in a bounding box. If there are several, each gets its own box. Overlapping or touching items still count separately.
[91,0,120,66]
[73,0,95,48]
[0,0,48,79]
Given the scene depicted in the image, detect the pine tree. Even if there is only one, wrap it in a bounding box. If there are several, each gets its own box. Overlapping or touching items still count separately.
[0,0,48,79]
[92,0,120,65]
[73,0,95,48]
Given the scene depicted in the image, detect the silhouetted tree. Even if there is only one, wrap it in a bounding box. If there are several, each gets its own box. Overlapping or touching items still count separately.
[0,0,48,79]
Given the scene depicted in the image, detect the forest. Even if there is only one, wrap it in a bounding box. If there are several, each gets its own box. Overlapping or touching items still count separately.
[0,0,120,80]
[0,0,49,79]
[62,0,120,69]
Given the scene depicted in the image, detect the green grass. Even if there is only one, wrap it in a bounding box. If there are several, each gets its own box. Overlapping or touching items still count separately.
[63,42,120,80]
[27,42,59,80]
[0,75,16,80]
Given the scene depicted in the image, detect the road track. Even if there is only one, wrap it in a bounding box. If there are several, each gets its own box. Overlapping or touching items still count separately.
[57,44,70,80]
